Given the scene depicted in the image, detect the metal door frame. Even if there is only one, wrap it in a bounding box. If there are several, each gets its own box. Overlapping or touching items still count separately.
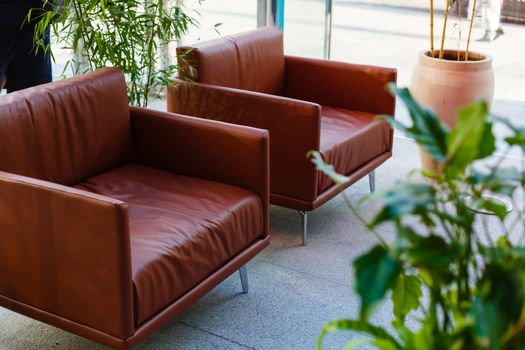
[257,0,333,59]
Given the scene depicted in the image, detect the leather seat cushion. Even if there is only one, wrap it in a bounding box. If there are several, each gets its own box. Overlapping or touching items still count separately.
[74,163,263,326]
[318,106,391,194]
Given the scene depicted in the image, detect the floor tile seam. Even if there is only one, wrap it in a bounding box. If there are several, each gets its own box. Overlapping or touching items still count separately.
[257,259,350,287]
[178,321,257,349]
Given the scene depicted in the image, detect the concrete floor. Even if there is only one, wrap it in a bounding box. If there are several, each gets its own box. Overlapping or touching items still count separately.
[1,136,522,350]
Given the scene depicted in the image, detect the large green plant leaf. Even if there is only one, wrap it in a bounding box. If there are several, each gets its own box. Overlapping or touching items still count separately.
[497,117,525,153]
[385,84,449,162]
[392,274,422,323]
[371,182,436,226]
[406,235,458,284]
[445,101,494,176]
[317,319,401,350]
[471,167,521,196]
[412,317,435,350]
[353,245,402,319]
[471,265,524,349]
[475,197,509,220]
[407,235,455,268]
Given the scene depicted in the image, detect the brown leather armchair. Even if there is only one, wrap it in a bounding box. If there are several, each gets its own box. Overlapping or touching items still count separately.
[0,68,269,349]
[168,26,397,244]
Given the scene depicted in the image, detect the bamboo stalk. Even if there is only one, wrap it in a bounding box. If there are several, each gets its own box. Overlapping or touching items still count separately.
[457,0,461,61]
[465,0,477,61]
[439,0,451,59]
[430,0,435,57]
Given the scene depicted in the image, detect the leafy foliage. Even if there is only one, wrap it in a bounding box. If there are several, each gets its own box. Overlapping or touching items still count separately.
[353,245,401,319]
[29,0,199,107]
[314,88,525,349]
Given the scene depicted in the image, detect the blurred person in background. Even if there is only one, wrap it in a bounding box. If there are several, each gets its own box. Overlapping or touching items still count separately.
[469,0,505,42]
[0,0,51,93]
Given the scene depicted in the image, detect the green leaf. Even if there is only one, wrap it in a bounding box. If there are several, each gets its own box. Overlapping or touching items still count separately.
[353,245,402,319]
[407,235,456,268]
[470,167,520,196]
[478,197,509,220]
[406,235,458,284]
[371,182,436,226]
[318,319,401,350]
[392,274,422,323]
[478,120,497,159]
[309,150,350,184]
[471,265,524,349]
[479,242,525,267]
[387,84,449,162]
[445,101,493,176]
[32,0,201,107]
[497,117,525,153]
[371,338,402,350]
[342,338,368,350]
[412,317,434,349]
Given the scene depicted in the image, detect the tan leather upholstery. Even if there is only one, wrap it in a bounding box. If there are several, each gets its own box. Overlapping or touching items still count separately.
[169,27,397,211]
[285,55,397,115]
[0,68,270,349]
[74,164,263,327]
[0,68,133,185]
[168,81,320,203]
[0,170,134,339]
[319,107,391,193]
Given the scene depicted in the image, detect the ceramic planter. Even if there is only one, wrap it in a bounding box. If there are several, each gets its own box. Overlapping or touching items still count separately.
[410,50,495,171]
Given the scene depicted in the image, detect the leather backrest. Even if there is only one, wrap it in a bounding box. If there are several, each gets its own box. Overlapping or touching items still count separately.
[177,26,285,95]
[0,68,133,185]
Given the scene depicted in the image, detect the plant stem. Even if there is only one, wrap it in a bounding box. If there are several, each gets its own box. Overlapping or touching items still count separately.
[430,0,435,57]
[465,0,477,61]
[341,192,389,248]
[439,0,451,59]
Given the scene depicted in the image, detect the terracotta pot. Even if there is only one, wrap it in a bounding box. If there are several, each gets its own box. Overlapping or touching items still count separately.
[410,50,495,171]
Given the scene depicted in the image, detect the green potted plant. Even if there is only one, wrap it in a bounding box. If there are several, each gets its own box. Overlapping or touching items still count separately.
[29,0,198,107]
[313,84,525,349]
[412,0,495,171]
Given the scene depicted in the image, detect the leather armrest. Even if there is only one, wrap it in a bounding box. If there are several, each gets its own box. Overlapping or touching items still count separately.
[130,107,270,236]
[285,55,397,115]
[0,171,134,339]
[167,80,322,202]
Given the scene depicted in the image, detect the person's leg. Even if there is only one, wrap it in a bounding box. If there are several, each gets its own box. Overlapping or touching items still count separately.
[5,24,51,92]
[0,26,19,90]
[480,0,503,41]
[486,0,502,32]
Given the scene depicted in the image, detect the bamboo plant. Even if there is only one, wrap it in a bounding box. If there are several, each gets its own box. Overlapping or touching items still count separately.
[430,0,478,61]
[29,0,199,107]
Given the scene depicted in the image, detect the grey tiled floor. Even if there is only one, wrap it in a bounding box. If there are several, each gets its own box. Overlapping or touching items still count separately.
[0,138,444,349]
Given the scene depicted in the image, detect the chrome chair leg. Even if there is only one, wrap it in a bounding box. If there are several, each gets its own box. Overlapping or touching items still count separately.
[239,265,248,294]
[369,170,376,193]
[299,211,308,245]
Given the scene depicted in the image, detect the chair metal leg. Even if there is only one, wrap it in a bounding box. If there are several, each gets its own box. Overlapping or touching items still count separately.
[239,265,248,294]
[299,211,308,245]
[369,170,376,193]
